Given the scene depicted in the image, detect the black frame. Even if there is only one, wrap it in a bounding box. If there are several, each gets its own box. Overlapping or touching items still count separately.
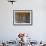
[13,10,33,26]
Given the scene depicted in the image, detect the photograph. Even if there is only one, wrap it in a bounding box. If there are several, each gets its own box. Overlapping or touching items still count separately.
[0,0,46,46]
[13,10,32,25]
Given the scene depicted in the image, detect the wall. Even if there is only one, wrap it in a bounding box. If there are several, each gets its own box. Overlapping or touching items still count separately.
[0,0,46,42]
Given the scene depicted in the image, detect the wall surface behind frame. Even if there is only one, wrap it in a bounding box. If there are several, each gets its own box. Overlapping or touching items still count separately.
[0,0,46,41]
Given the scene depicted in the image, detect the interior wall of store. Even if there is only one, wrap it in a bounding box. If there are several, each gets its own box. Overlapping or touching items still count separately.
[0,0,46,42]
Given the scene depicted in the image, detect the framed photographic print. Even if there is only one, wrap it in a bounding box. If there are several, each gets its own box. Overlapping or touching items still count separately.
[13,10,32,25]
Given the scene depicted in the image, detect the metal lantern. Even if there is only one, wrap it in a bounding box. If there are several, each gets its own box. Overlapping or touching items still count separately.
[8,0,16,4]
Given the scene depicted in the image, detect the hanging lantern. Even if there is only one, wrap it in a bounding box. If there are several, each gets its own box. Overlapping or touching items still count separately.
[8,0,16,4]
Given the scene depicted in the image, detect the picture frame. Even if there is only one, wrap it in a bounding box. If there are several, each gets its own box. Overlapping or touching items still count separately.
[13,10,33,25]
